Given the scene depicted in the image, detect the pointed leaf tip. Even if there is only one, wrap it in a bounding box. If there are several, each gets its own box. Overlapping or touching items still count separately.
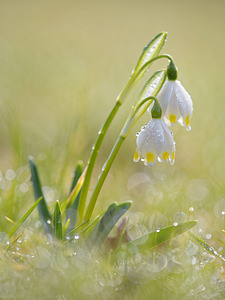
[113,220,197,255]
[29,157,52,235]
[133,32,167,79]
[53,200,63,240]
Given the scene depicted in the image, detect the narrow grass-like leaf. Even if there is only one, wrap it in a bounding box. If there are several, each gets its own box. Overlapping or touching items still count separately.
[63,218,70,237]
[8,231,24,247]
[189,232,225,263]
[114,221,197,255]
[69,161,84,193]
[5,216,15,224]
[133,32,167,79]
[8,197,42,238]
[65,190,81,235]
[67,166,87,210]
[29,156,52,235]
[66,220,89,238]
[53,200,63,240]
[64,217,100,244]
[88,201,132,247]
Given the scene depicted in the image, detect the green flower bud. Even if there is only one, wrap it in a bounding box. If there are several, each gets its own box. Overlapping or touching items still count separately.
[167,61,177,80]
[151,100,162,119]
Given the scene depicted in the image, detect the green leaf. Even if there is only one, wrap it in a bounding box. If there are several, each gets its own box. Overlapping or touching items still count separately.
[65,190,81,235]
[53,200,63,240]
[136,70,167,109]
[64,160,84,234]
[88,201,132,247]
[133,70,167,120]
[133,32,167,79]
[64,219,97,243]
[29,156,52,235]
[69,161,84,194]
[8,197,42,238]
[114,221,197,255]
[189,232,225,263]
[63,218,71,238]
[64,218,99,243]
[67,166,87,212]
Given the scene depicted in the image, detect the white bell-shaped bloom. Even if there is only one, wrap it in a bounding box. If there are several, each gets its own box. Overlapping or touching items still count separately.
[148,80,193,131]
[134,119,175,166]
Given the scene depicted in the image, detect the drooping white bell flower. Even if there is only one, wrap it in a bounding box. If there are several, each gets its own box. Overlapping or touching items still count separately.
[134,118,176,166]
[147,62,193,131]
[156,80,193,130]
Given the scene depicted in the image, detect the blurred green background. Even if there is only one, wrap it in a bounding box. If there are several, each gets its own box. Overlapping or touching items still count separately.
[0,0,225,237]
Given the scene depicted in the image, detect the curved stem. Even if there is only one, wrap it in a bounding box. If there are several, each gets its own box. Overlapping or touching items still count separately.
[120,96,158,139]
[135,54,172,81]
[132,96,158,118]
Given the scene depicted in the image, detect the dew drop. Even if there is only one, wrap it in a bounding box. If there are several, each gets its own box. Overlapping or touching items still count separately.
[5,169,16,181]
[206,233,212,240]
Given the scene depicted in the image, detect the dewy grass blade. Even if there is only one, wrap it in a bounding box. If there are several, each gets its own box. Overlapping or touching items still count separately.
[5,216,15,224]
[63,218,71,238]
[65,219,89,238]
[69,161,84,194]
[8,197,42,238]
[113,221,197,255]
[65,190,81,235]
[53,200,63,240]
[64,217,101,243]
[29,156,52,235]
[189,231,225,263]
[67,166,87,211]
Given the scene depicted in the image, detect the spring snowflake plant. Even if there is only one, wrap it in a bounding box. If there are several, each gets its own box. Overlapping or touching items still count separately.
[8,32,207,256]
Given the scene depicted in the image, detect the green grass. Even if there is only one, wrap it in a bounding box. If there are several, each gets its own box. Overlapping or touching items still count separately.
[0,0,225,299]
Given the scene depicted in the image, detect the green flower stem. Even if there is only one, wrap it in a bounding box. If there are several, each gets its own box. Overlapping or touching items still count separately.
[78,79,134,222]
[84,96,157,222]
[135,54,172,81]
[84,135,125,222]
[78,55,172,223]
[120,96,158,139]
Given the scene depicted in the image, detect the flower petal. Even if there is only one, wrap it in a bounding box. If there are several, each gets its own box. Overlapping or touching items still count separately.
[174,81,193,130]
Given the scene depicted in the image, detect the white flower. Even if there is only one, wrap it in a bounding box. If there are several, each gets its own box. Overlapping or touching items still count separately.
[134,119,175,166]
[148,80,193,131]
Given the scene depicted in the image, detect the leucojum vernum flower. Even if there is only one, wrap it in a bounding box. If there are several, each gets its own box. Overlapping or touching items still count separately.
[148,61,193,131]
[134,60,193,166]
[134,101,176,166]
[28,32,196,245]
